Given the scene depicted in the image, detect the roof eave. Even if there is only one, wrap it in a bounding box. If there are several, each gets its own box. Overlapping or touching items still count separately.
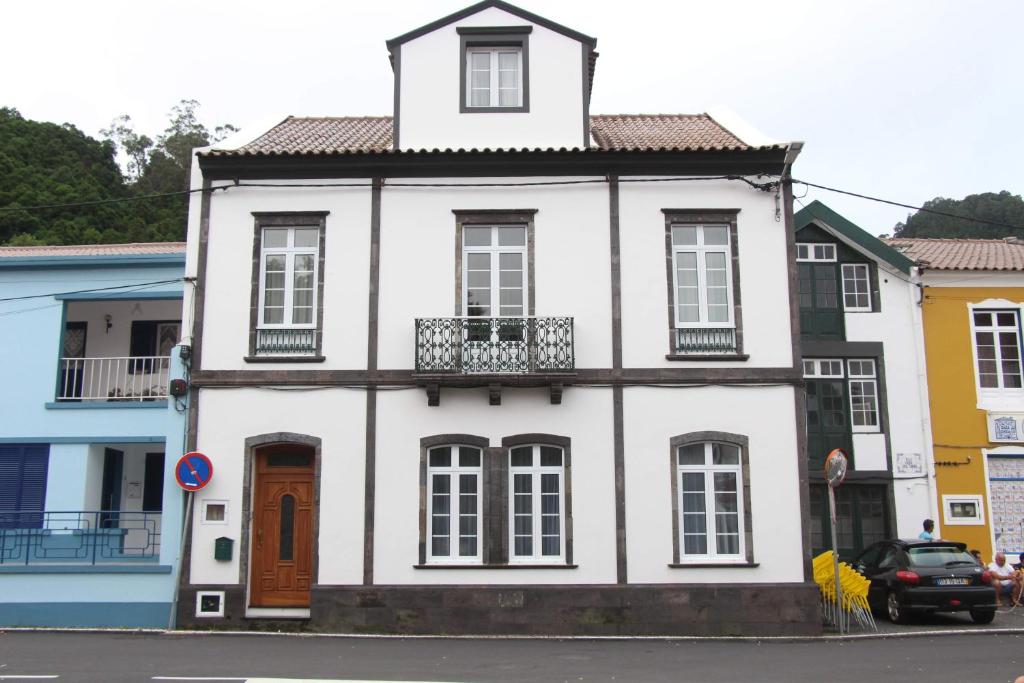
[795,200,915,274]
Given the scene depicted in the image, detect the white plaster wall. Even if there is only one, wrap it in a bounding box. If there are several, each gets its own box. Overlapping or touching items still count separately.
[373,386,617,585]
[845,268,933,536]
[852,434,887,471]
[44,444,91,511]
[189,387,367,586]
[624,385,805,584]
[66,300,183,358]
[198,181,372,370]
[398,6,586,151]
[377,179,612,370]
[618,180,794,368]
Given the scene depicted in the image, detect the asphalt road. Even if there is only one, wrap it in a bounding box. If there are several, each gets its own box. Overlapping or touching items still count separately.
[1,630,1023,683]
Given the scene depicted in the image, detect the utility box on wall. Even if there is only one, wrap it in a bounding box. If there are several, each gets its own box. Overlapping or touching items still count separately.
[214,536,233,561]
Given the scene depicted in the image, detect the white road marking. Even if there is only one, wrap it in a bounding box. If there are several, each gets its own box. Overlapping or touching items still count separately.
[151,679,246,681]
[0,677,59,680]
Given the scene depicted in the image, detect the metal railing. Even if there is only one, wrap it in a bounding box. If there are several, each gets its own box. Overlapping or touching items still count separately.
[0,510,161,565]
[58,356,169,401]
[415,316,574,374]
[255,328,317,356]
[675,328,737,354]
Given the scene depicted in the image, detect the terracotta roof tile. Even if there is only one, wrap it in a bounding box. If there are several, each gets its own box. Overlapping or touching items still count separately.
[210,114,781,157]
[884,237,1024,271]
[0,243,186,258]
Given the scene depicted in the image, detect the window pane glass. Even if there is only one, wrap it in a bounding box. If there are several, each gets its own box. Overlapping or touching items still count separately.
[263,229,287,248]
[540,446,562,467]
[429,447,451,468]
[974,312,992,327]
[498,226,526,246]
[279,494,294,562]
[499,252,522,270]
[703,226,728,245]
[293,228,318,248]
[997,312,1017,327]
[672,226,697,245]
[467,270,490,288]
[711,443,739,465]
[510,446,532,467]
[678,443,705,466]
[459,447,481,468]
[676,252,699,323]
[465,227,491,247]
[458,474,478,557]
[513,472,533,556]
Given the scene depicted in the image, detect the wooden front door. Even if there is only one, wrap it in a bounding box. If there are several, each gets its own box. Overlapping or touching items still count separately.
[249,445,315,607]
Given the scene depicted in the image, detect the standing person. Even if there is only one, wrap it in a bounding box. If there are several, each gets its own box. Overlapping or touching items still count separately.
[970,549,984,566]
[987,552,1022,607]
[918,519,937,540]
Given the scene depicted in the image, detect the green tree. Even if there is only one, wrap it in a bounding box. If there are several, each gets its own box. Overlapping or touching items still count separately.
[893,191,1024,239]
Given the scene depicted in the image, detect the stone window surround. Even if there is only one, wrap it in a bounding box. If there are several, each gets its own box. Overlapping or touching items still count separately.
[416,433,574,568]
[452,209,537,317]
[668,431,756,567]
[662,209,746,361]
[458,26,532,114]
[246,211,329,363]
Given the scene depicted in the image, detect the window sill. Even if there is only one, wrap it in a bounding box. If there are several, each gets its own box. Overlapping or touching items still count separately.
[244,355,325,363]
[668,562,759,569]
[414,563,577,570]
[666,354,749,362]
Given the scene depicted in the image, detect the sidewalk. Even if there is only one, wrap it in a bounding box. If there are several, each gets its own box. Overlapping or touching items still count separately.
[856,604,1024,635]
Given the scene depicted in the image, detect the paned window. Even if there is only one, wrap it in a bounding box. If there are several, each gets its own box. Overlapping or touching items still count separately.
[259,226,319,328]
[848,359,880,432]
[841,264,872,311]
[509,445,565,562]
[426,446,482,564]
[671,224,733,327]
[973,310,1023,389]
[466,48,523,108]
[796,243,837,262]
[676,442,744,560]
[462,225,527,318]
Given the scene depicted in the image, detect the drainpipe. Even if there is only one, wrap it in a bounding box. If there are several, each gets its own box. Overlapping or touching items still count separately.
[909,264,941,533]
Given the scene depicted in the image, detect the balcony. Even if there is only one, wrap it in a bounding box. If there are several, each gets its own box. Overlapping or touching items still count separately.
[675,328,738,354]
[414,316,575,405]
[57,356,170,402]
[0,510,161,566]
[254,327,317,357]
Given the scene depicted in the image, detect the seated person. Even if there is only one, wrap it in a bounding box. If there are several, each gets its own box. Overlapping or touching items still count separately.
[988,552,1021,607]
[971,549,984,566]
[1014,553,1024,572]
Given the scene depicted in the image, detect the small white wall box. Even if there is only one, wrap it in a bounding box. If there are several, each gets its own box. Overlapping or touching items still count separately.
[196,590,225,618]
[942,495,985,525]
[202,500,227,524]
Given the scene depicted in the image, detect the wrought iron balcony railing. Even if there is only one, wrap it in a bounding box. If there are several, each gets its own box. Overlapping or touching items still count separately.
[58,356,169,401]
[255,328,317,356]
[675,327,737,354]
[415,317,574,374]
[0,510,161,565]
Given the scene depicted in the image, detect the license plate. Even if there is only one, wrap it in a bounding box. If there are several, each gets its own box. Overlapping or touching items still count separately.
[936,577,970,586]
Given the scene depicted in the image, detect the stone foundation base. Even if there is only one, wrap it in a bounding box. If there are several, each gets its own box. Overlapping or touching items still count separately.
[177,582,821,637]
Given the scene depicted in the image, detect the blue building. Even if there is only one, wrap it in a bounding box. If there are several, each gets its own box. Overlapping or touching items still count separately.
[0,243,188,627]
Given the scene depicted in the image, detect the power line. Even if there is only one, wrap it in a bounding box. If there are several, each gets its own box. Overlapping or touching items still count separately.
[0,278,182,303]
[794,179,1024,231]
[0,187,211,214]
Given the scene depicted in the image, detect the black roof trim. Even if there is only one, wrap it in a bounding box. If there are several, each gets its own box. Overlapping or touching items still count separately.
[385,0,597,49]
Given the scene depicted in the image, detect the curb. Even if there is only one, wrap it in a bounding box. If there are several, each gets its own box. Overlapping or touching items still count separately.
[3,626,1024,643]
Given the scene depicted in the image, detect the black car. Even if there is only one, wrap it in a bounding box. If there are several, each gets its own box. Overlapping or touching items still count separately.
[853,539,997,624]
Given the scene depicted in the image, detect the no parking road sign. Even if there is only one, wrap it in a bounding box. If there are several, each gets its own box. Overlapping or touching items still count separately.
[175,451,213,491]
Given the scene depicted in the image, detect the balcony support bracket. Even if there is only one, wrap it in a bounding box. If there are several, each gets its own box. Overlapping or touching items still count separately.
[489,383,502,406]
[426,383,440,407]
[550,382,563,405]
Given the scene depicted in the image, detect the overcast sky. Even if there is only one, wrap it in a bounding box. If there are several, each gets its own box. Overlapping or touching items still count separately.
[4,0,1021,235]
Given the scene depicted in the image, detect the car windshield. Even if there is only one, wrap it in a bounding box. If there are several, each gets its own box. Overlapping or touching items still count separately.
[908,546,976,567]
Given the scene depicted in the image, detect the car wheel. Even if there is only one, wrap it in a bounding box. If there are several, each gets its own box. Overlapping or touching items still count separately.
[970,609,996,624]
[887,591,908,624]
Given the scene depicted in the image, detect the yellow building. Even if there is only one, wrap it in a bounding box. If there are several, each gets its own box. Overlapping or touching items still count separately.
[890,237,1024,562]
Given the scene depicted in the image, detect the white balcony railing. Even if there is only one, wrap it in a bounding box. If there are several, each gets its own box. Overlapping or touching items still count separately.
[58,356,170,402]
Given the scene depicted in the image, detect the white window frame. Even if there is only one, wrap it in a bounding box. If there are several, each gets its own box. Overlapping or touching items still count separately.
[942,494,985,525]
[426,445,483,565]
[465,47,523,108]
[195,590,226,618]
[676,442,746,562]
[670,224,734,329]
[796,243,837,262]
[257,226,319,329]
[461,224,528,319]
[970,307,1024,391]
[201,499,228,525]
[848,359,880,433]
[841,263,872,312]
[508,444,566,564]
[803,358,845,379]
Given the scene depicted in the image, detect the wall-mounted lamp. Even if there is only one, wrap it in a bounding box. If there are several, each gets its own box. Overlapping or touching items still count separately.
[104,314,112,334]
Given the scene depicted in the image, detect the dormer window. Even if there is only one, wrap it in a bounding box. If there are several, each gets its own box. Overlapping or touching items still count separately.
[458,26,531,113]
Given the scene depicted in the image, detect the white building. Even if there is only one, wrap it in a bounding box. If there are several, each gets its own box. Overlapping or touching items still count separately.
[178,0,816,635]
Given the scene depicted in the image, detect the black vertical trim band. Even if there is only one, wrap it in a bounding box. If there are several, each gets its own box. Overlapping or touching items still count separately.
[191,180,212,371]
[581,44,592,149]
[784,177,813,581]
[363,178,383,585]
[609,175,627,584]
[391,47,401,150]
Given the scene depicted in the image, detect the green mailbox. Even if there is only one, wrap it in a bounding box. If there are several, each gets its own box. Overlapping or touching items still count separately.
[214,536,233,561]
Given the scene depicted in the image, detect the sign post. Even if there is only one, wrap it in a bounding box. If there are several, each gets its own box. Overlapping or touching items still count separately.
[825,448,849,634]
[168,452,214,630]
